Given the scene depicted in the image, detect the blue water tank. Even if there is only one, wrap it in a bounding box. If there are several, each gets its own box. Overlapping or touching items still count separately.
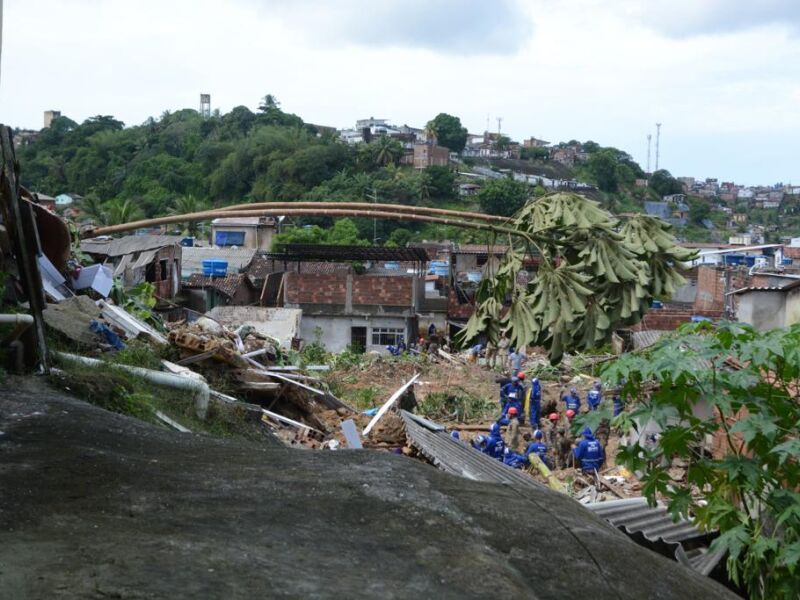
[202,259,228,277]
[429,260,449,276]
[383,261,400,271]
[466,271,482,283]
[651,300,663,309]
[744,256,756,267]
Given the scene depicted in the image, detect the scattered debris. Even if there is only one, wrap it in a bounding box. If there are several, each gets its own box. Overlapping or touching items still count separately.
[363,374,420,436]
[155,410,191,433]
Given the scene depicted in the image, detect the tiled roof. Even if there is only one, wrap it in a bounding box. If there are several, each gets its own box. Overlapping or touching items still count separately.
[184,273,248,298]
[246,256,352,279]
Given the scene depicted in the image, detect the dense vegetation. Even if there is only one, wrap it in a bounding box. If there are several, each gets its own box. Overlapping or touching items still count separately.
[17,99,473,245]
[603,322,800,599]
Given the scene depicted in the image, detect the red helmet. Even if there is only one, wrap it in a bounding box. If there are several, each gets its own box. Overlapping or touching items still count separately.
[548,412,559,422]
[566,409,576,419]
[508,407,518,415]
[517,372,526,380]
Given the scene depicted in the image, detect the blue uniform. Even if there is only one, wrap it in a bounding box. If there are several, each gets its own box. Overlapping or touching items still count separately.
[613,395,623,417]
[563,391,581,412]
[503,449,528,469]
[525,441,550,468]
[573,431,605,472]
[484,433,505,459]
[587,389,602,411]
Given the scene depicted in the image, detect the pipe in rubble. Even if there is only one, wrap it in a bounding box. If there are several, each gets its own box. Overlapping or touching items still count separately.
[0,313,34,345]
[53,351,210,420]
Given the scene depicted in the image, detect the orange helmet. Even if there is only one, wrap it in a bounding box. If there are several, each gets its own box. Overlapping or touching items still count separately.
[508,407,518,415]
[548,412,559,422]
[566,409,576,419]
[517,372,526,380]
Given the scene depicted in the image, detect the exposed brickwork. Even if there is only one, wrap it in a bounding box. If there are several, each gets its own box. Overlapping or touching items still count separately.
[448,288,475,320]
[284,273,346,305]
[693,265,749,313]
[352,276,413,307]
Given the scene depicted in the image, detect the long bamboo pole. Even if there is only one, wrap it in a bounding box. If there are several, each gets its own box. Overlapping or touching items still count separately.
[87,208,530,240]
[218,201,509,223]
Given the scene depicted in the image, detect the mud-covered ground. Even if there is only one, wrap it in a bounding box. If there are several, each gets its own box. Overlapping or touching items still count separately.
[0,377,734,599]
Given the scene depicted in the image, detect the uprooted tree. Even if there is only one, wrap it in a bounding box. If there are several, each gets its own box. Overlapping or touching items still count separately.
[459,192,694,362]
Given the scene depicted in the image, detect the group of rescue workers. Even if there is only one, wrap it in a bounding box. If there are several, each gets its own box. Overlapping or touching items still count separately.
[462,373,623,475]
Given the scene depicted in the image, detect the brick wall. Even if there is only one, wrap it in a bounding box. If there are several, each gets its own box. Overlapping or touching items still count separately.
[285,273,346,305]
[693,265,749,314]
[353,276,413,307]
[448,288,475,320]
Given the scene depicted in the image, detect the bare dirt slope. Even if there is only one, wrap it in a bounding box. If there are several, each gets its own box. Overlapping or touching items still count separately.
[0,378,734,599]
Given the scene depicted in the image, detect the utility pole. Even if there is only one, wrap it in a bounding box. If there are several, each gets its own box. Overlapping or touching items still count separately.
[646,133,652,174]
[366,188,378,244]
[496,117,503,136]
[655,123,662,171]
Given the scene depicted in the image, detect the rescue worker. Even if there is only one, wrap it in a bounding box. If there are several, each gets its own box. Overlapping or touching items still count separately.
[555,428,573,470]
[586,381,602,411]
[428,322,436,337]
[450,430,460,440]
[500,376,525,413]
[545,412,560,445]
[525,429,550,469]
[573,427,605,473]
[471,434,487,452]
[524,376,542,429]
[563,388,581,413]
[496,332,510,372]
[386,344,402,357]
[484,423,506,459]
[565,409,576,421]
[595,417,610,449]
[468,343,482,364]
[485,339,497,368]
[508,347,526,376]
[502,447,528,469]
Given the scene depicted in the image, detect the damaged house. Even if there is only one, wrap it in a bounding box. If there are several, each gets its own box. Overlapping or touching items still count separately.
[81,235,184,299]
[251,245,429,352]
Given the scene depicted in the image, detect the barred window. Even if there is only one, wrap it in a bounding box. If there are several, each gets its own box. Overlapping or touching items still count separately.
[371,327,405,346]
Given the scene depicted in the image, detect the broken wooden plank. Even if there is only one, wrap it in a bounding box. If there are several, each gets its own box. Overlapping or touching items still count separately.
[527,453,567,493]
[362,373,420,436]
[155,410,191,433]
[265,370,326,396]
[175,350,217,366]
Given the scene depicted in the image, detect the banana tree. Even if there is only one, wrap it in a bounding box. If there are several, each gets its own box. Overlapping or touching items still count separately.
[459,192,695,363]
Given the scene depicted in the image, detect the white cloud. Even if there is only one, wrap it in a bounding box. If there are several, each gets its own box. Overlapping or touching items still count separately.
[1,0,799,183]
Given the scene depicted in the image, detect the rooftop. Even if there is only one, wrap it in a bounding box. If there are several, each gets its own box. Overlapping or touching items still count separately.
[212,216,277,226]
[81,235,184,258]
[184,273,249,298]
[280,244,429,263]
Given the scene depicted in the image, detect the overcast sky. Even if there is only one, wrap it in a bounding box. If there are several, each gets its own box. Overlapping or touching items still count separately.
[2,0,799,185]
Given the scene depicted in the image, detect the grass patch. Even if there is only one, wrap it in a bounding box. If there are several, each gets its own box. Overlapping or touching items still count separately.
[418,389,495,422]
[50,359,270,442]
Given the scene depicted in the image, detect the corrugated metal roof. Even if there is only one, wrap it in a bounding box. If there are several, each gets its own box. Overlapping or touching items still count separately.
[184,273,248,298]
[212,216,276,226]
[81,235,184,258]
[401,411,546,490]
[182,247,257,276]
[586,498,723,575]
[632,330,670,351]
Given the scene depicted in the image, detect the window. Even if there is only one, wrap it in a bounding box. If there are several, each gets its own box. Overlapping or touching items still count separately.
[371,327,405,346]
[159,259,168,281]
[215,231,246,246]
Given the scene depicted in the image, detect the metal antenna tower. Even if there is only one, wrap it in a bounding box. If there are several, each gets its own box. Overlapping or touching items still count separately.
[655,123,662,171]
[646,133,652,173]
[496,116,503,136]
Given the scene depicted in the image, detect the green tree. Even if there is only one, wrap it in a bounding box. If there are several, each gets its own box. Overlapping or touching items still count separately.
[477,178,530,217]
[426,113,468,153]
[168,195,208,237]
[649,169,684,197]
[373,136,403,167]
[423,165,455,201]
[585,149,619,192]
[602,322,800,599]
[104,198,143,226]
[689,198,712,225]
[520,146,549,161]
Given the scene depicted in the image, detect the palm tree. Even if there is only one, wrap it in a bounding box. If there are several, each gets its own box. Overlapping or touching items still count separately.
[374,136,402,167]
[105,198,144,226]
[168,195,208,237]
[424,121,438,145]
[80,194,108,225]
